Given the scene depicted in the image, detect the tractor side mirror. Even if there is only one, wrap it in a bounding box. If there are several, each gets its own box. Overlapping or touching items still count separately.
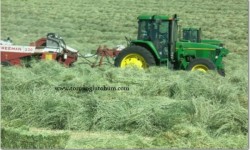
[173,14,177,20]
[178,25,182,40]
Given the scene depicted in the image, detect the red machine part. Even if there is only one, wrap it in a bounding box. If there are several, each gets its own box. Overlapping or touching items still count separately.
[57,51,78,67]
[0,45,36,65]
[30,38,46,47]
[91,45,121,67]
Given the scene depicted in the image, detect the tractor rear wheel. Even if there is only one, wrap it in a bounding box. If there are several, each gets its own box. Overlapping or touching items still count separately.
[114,46,156,68]
[187,58,216,73]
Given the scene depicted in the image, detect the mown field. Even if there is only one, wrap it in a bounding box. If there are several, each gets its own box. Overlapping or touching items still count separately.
[1,0,248,149]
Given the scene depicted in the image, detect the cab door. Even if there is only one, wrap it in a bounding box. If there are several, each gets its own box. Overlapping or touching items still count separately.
[152,21,169,59]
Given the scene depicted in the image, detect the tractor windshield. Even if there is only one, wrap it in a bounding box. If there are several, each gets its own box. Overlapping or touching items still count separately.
[138,20,169,58]
[138,20,169,40]
[138,20,151,40]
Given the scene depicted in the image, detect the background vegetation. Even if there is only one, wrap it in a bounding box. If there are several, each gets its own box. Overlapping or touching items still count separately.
[1,126,69,149]
[1,0,248,149]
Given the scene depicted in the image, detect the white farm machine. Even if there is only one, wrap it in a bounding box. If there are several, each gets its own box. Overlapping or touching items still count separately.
[0,33,78,66]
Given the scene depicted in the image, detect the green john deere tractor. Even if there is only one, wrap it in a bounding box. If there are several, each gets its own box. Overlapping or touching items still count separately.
[114,14,229,76]
[181,28,224,47]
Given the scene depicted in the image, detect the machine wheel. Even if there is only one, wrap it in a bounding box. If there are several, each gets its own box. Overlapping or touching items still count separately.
[21,56,32,68]
[217,69,226,77]
[187,58,215,73]
[114,46,156,68]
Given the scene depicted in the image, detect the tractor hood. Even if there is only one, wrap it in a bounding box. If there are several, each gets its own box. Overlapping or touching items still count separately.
[177,41,229,56]
[201,39,223,47]
[177,41,219,50]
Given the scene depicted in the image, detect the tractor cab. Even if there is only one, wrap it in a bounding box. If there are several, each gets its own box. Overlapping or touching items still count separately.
[138,16,169,58]
[136,15,178,61]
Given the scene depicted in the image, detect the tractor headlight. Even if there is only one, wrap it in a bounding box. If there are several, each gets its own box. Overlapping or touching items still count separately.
[215,48,221,59]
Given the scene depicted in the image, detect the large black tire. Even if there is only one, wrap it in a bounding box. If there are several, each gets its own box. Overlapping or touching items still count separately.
[114,46,156,68]
[187,58,216,71]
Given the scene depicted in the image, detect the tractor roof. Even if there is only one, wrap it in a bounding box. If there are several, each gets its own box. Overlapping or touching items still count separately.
[137,15,171,20]
[183,27,200,30]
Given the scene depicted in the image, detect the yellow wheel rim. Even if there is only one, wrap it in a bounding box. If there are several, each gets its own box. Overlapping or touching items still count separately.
[120,53,147,68]
[191,64,209,73]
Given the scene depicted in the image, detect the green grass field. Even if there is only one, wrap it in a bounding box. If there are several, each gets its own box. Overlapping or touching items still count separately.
[1,0,248,149]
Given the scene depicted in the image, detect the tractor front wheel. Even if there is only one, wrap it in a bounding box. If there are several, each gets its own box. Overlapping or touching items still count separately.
[217,69,226,77]
[114,46,156,68]
[187,58,216,73]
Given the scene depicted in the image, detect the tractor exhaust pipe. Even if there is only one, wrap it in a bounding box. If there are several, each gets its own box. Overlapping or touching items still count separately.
[198,28,202,43]
[167,14,178,70]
